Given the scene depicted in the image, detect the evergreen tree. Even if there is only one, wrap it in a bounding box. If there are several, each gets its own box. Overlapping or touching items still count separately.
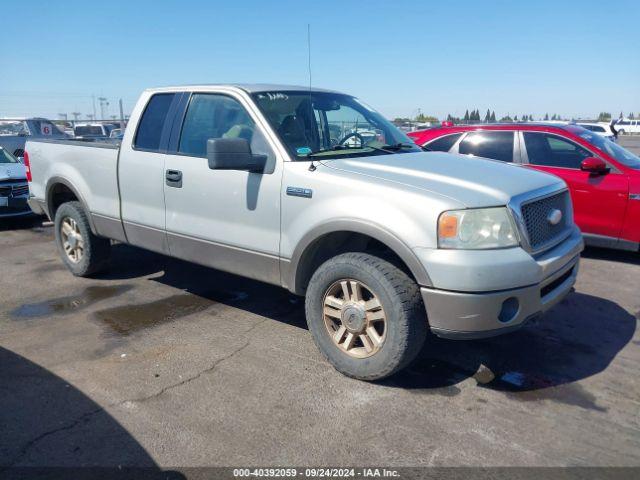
[463,110,469,123]
[544,113,549,121]
[484,109,491,123]
[490,111,496,123]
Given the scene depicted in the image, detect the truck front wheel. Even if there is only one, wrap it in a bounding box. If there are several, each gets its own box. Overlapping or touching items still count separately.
[305,252,427,381]
[54,201,110,277]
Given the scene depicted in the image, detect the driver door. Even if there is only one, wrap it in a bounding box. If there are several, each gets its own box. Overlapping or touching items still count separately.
[163,92,283,284]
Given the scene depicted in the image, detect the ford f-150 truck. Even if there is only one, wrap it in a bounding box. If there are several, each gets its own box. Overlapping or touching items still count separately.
[25,84,583,381]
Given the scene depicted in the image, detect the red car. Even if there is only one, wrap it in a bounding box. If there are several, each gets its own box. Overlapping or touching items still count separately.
[408,124,640,251]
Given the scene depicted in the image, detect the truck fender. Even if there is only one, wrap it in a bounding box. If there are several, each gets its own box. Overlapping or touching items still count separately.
[285,218,433,295]
[45,176,98,234]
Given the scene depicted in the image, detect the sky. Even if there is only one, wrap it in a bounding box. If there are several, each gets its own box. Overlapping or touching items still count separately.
[2,0,639,121]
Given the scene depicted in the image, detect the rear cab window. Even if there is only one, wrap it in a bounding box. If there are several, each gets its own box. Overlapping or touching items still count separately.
[458,131,515,162]
[134,93,177,151]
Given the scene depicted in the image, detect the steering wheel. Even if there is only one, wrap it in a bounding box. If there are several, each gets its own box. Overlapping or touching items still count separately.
[338,132,365,147]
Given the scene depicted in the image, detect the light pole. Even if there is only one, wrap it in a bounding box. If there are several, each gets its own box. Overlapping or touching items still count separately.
[98,97,109,120]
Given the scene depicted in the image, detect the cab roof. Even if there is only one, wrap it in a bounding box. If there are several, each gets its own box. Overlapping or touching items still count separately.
[147,84,344,95]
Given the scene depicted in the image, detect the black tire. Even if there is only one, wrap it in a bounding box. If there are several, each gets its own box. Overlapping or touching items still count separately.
[305,252,427,381]
[54,201,110,277]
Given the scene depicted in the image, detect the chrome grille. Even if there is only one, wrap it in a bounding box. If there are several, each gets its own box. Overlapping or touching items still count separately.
[11,184,29,197]
[0,182,29,198]
[520,191,570,251]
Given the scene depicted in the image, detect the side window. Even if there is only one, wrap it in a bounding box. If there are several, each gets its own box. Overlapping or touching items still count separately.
[423,133,462,152]
[458,131,515,162]
[523,132,591,169]
[134,93,176,151]
[179,94,258,158]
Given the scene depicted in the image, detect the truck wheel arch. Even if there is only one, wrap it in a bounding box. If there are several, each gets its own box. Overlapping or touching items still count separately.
[287,220,432,295]
[45,177,97,234]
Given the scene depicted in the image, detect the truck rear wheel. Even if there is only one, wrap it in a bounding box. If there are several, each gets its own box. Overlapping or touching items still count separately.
[54,201,110,277]
[305,252,427,381]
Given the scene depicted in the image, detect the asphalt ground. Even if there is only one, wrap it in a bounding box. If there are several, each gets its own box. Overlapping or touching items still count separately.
[2,136,640,471]
[1,214,638,471]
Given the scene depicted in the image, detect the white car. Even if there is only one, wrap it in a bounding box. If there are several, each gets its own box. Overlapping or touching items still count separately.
[0,147,30,217]
[614,118,640,135]
[577,122,616,142]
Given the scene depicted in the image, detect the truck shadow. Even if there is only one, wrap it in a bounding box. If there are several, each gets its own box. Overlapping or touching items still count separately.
[0,347,183,477]
[581,246,640,265]
[0,214,45,232]
[100,244,635,401]
[386,292,636,408]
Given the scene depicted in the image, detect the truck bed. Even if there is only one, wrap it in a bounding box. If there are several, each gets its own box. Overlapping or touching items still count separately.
[26,138,121,223]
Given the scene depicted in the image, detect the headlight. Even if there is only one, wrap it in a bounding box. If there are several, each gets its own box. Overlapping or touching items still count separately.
[438,207,519,249]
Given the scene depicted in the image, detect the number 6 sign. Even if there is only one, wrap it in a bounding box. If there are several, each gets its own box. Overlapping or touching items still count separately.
[40,124,52,135]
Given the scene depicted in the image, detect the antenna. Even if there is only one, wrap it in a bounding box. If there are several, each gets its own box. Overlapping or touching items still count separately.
[307,23,312,91]
[307,23,317,172]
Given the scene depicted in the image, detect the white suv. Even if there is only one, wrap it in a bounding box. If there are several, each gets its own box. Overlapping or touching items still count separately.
[615,118,640,135]
[577,122,616,141]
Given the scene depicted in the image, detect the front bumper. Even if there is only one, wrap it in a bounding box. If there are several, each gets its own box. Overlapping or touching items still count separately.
[418,228,583,339]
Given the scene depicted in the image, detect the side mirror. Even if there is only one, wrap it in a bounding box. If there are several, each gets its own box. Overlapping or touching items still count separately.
[580,157,609,175]
[206,138,266,173]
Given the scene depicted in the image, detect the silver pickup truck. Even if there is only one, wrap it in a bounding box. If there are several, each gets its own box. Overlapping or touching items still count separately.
[25,84,583,380]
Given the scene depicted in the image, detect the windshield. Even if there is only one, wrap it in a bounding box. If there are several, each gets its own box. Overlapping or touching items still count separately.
[252,91,420,160]
[0,121,28,136]
[0,147,18,163]
[575,128,640,169]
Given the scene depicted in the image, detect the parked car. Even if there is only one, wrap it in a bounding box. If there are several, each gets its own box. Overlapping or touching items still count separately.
[109,128,124,139]
[0,147,30,217]
[73,123,117,139]
[0,118,68,158]
[614,118,640,135]
[409,123,640,251]
[576,122,616,142]
[25,84,582,380]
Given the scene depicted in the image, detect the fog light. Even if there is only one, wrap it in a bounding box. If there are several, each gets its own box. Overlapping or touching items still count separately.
[498,297,519,323]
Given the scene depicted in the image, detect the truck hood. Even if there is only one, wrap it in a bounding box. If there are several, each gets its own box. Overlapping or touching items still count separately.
[319,151,564,208]
[0,163,26,182]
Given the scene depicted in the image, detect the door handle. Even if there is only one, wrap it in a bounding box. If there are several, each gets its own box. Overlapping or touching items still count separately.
[165,169,182,188]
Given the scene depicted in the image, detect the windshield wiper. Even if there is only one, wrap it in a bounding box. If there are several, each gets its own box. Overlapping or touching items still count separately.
[377,142,417,151]
[307,143,413,158]
[307,144,390,158]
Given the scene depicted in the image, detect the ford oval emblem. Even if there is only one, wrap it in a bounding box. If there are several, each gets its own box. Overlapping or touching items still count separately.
[547,209,563,226]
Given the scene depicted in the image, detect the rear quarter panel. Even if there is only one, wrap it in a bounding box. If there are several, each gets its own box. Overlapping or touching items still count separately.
[26,140,120,220]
